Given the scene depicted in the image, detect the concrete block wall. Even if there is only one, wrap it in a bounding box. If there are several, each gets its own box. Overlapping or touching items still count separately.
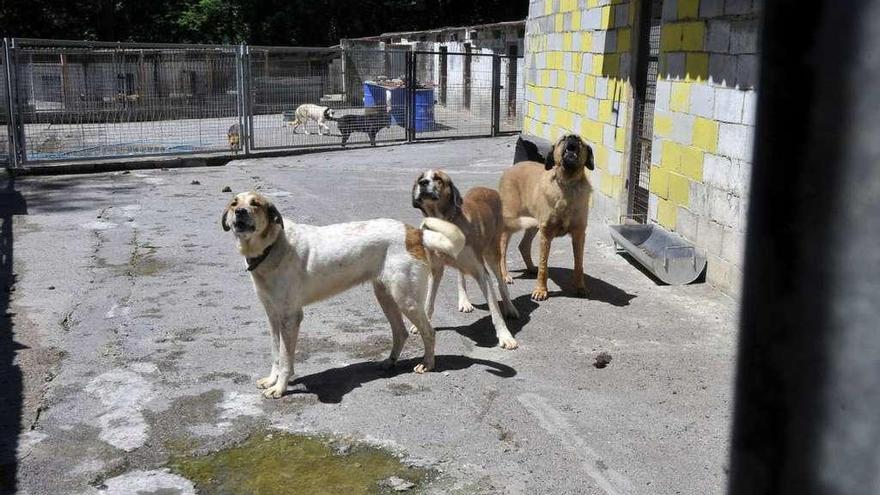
[648,0,760,294]
[522,0,636,224]
[523,0,762,295]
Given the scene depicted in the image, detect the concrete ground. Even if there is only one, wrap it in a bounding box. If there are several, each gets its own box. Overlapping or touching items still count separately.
[1,136,737,494]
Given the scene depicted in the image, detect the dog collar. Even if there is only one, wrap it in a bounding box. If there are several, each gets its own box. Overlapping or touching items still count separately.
[246,241,276,272]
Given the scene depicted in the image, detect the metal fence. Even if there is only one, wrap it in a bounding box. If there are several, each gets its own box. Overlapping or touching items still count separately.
[1,38,524,167]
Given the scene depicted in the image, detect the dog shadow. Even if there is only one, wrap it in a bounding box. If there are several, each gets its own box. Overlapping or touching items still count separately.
[507,268,636,307]
[437,294,540,347]
[288,355,516,404]
[545,267,636,307]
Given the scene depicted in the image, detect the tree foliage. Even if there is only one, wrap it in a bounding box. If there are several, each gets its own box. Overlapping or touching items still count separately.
[0,0,527,45]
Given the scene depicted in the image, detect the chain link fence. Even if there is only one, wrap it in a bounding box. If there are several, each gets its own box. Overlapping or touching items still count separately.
[1,38,523,168]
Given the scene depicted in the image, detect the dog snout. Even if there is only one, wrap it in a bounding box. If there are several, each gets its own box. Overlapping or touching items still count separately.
[418,178,430,187]
[566,140,578,152]
[235,207,249,217]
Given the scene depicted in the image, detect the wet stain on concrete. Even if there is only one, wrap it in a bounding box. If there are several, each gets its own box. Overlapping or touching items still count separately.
[170,431,431,495]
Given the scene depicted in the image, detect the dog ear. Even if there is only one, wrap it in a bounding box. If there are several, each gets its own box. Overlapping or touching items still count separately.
[411,177,424,210]
[221,209,231,231]
[450,182,463,212]
[584,142,595,170]
[544,148,556,170]
[267,204,284,228]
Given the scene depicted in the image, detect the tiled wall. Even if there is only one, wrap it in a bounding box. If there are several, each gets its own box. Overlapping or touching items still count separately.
[523,0,761,295]
[523,0,635,223]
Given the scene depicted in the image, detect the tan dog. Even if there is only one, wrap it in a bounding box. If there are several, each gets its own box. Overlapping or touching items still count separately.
[222,192,465,398]
[412,170,519,349]
[498,134,594,301]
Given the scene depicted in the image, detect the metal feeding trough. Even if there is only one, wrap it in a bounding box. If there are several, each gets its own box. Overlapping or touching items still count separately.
[609,220,707,285]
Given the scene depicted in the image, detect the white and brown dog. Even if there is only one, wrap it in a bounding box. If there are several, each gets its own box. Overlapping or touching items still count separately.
[287,104,335,135]
[412,170,519,350]
[222,192,465,398]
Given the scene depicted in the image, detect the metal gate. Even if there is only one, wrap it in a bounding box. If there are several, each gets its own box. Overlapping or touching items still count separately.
[409,51,524,140]
[1,38,524,168]
[627,0,664,221]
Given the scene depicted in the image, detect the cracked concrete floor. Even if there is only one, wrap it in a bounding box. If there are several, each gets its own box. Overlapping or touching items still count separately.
[1,136,738,494]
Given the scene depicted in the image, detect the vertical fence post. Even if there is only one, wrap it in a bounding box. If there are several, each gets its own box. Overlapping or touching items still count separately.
[3,38,23,167]
[242,44,254,154]
[405,51,416,143]
[490,55,501,137]
[235,43,249,156]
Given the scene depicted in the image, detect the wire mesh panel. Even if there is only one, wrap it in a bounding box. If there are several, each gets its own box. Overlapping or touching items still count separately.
[411,51,497,139]
[248,47,407,150]
[499,55,524,134]
[627,0,663,221]
[11,39,241,163]
[1,43,9,165]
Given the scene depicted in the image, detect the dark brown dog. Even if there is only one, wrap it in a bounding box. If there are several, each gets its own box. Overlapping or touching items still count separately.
[498,134,594,301]
[412,169,519,349]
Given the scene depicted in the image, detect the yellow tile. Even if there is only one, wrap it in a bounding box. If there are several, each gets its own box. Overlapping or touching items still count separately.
[601,6,613,29]
[571,94,587,114]
[572,10,581,30]
[617,28,632,53]
[580,32,592,52]
[598,100,613,123]
[668,173,690,205]
[681,21,706,51]
[592,54,604,75]
[545,0,554,16]
[599,171,616,197]
[556,13,564,32]
[581,119,603,143]
[584,75,596,96]
[604,53,620,77]
[558,110,574,130]
[615,128,626,151]
[662,141,683,172]
[572,55,582,73]
[650,166,670,199]
[540,70,550,87]
[686,53,709,81]
[680,146,705,181]
[561,0,576,12]
[678,0,699,19]
[692,118,719,153]
[661,23,682,52]
[594,144,609,171]
[551,89,562,107]
[540,105,549,123]
[654,113,673,137]
[657,199,678,228]
[670,83,691,112]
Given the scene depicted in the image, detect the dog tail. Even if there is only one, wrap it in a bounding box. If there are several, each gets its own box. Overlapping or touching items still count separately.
[420,217,465,258]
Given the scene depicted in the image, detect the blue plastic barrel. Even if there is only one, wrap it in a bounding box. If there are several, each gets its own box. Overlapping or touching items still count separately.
[363,82,434,131]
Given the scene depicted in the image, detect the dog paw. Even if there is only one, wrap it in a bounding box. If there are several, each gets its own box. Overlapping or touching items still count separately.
[531,287,549,301]
[498,335,519,350]
[256,375,277,390]
[458,300,475,313]
[409,324,420,335]
[413,360,434,374]
[262,384,287,399]
[503,274,514,284]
